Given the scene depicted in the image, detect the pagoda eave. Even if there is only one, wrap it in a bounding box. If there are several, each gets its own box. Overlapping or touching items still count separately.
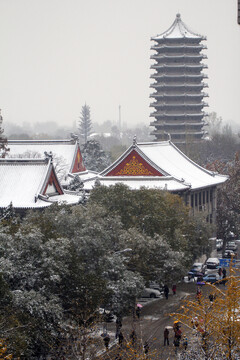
[149,93,208,98]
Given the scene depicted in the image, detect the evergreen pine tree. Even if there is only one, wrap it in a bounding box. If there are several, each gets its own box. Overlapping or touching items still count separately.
[0,109,9,158]
[78,104,92,144]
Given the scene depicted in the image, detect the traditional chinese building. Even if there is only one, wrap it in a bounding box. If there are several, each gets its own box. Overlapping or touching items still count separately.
[0,155,81,211]
[82,139,227,224]
[150,14,208,145]
[7,135,95,185]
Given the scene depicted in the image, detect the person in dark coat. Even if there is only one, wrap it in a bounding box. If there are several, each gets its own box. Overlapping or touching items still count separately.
[164,284,169,299]
[115,316,122,339]
[164,327,169,346]
[130,329,137,345]
[144,341,149,354]
[118,331,124,347]
[136,306,141,319]
[103,334,110,350]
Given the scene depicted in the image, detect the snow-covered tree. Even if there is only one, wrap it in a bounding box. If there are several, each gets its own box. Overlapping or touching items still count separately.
[0,110,9,158]
[78,103,92,144]
[81,139,111,172]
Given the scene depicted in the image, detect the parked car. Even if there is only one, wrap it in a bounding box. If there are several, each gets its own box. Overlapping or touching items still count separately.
[216,239,223,251]
[141,288,161,298]
[191,262,206,274]
[223,249,236,258]
[203,274,219,284]
[149,282,164,294]
[226,241,238,252]
[206,257,219,269]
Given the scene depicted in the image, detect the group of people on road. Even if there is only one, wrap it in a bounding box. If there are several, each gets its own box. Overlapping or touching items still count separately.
[163,284,177,299]
[164,321,188,354]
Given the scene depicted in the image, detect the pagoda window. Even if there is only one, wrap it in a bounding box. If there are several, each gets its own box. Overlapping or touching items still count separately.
[191,194,194,208]
[206,190,209,203]
[203,191,205,205]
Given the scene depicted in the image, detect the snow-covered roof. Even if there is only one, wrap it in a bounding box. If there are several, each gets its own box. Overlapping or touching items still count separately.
[64,170,98,186]
[0,158,81,209]
[83,175,188,192]
[97,141,227,192]
[7,138,85,179]
[152,14,206,41]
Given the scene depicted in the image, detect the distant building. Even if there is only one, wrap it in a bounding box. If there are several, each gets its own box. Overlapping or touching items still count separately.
[82,139,228,224]
[0,156,81,212]
[150,14,208,145]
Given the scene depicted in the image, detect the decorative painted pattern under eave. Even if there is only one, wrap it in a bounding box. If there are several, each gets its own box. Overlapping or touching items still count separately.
[105,150,163,177]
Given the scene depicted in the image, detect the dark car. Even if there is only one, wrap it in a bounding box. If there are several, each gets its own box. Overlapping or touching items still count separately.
[188,270,204,279]
[226,241,238,252]
[223,250,236,258]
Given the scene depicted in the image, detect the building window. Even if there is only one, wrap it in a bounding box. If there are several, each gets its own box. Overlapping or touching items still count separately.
[195,193,198,207]
[206,190,209,203]
[199,192,202,206]
[203,191,205,205]
[191,194,194,208]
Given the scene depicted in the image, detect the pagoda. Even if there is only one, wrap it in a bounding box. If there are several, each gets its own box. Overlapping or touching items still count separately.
[150,14,208,145]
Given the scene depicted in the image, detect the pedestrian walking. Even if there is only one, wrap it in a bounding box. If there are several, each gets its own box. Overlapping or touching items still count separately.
[196,287,202,303]
[182,335,188,350]
[115,316,122,339]
[103,334,110,350]
[164,284,169,299]
[172,284,177,295]
[218,267,222,278]
[173,337,180,354]
[144,341,149,354]
[118,331,124,347]
[136,306,141,319]
[164,327,169,346]
[130,329,137,345]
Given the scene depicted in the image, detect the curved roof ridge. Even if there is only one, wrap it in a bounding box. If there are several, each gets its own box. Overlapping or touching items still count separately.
[152,13,205,40]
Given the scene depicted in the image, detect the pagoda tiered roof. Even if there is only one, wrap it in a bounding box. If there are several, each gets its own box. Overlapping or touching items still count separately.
[150,14,208,144]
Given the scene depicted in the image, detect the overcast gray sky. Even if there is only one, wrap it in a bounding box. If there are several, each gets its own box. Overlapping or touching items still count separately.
[0,0,239,130]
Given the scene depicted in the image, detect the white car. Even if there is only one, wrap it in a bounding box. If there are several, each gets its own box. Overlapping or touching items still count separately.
[141,288,161,298]
[206,257,219,269]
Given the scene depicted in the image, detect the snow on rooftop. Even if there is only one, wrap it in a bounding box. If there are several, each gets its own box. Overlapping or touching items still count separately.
[83,175,188,192]
[136,141,227,190]
[7,139,78,176]
[0,159,52,208]
[0,159,81,209]
[152,14,205,40]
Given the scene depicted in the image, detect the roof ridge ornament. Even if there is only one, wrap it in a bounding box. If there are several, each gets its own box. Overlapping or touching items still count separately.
[70,133,79,144]
[44,151,53,163]
[133,135,137,147]
[164,132,171,142]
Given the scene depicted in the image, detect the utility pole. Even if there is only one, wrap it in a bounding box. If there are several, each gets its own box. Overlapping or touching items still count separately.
[118,105,121,132]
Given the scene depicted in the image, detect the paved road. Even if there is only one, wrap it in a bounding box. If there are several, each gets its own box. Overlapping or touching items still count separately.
[96,282,196,359]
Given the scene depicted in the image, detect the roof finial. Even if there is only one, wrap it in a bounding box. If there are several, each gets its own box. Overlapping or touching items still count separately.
[176,13,181,18]
[44,151,53,162]
[133,135,137,146]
